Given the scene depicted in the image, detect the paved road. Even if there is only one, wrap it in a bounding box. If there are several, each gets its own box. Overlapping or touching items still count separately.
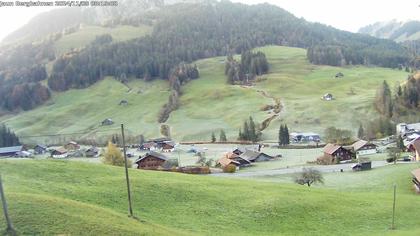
[212,161,389,178]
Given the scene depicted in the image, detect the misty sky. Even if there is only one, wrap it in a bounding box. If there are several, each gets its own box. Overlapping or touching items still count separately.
[0,0,419,42]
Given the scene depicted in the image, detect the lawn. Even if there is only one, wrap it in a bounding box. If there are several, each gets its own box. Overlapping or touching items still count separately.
[0,77,169,144]
[0,160,420,235]
[54,24,152,55]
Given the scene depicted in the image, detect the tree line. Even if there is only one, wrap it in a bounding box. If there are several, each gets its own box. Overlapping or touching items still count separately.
[0,124,20,148]
[238,117,261,142]
[225,50,269,84]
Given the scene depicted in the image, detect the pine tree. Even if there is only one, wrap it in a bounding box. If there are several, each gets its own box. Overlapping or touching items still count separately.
[279,124,284,146]
[284,124,290,145]
[249,117,257,142]
[243,121,250,141]
[357,124,364,139]
[211,132,216,143]
[220,130,227,142]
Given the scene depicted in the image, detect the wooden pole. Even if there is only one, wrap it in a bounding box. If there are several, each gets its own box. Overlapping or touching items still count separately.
[391,184,397,230]
[0,175,16,235]
[121,124,134,217]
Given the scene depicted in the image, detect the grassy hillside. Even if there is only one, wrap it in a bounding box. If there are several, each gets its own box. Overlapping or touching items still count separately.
[0,78,169,144]
[1,46,409,143]
[0,160,420,235]
[54,25,152,55]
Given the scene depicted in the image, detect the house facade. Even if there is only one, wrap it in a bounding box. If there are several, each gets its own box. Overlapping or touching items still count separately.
[408,139,420,161]
[323,143,353,162]
[0,146,24,157]
[65,141,80,150]
[352,140,377,156]
[135,151,168,169]
[51,147,68,158]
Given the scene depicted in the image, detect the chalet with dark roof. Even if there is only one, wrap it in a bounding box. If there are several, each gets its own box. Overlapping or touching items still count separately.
[240,150,274,162]
[323,143,352,162]
[351,140,377,156]
[135,151,168,169]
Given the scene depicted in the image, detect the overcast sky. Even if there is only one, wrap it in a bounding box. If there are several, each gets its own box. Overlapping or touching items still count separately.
[0,0,419,42]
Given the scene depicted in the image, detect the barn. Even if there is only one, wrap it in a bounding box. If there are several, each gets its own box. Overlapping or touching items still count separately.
[0,146,24,157]
[352,140,377,156]
[240,150,274,162]
[135,151,168,170]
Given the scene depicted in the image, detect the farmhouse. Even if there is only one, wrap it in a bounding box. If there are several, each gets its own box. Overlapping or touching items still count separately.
[65,141,80,150]
[290,132,321,143]
[232,145,259,155]
[139,142,158,151]
[162,142,175,152]
[101,118,114,126]
[51,147,68,158]
[322,93,334,101]
[86,147,99,157]
[397,123,420,137]
[135,151,168,169]
[352,140,377,156]
[223,152,251,167]
[217,157,241,168]
[240,150,274,162]
[323,143,353,162]
[0,146,25,157]
[352,161,372,171]
[34,144,47,154]
[411,169,420,193]
[407,139,420,161]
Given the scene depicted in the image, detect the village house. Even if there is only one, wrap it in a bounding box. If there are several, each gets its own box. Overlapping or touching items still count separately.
[351,140,377,157]
[218,152,251,168]
[323,143,353,162]
[407,139,420,161]
[239,150,274,162]
[290,132,321,143]
[85,147,99,157]
[139,142,158,151]
[135,151,168,169]
[101,118,114,126]
[162,142,175,153]
[397,123,420,137]
[411,168,420,193]
[216,157,241,169]
[322,93,334,101]
[34,144,48,155]
[232,145,260,155]
[64,141,80,150]
[0,146,25,157]
[51,147,68,159]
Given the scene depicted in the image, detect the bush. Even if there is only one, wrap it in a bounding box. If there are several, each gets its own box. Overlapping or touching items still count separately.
[102,141,132,167]
[316,155,335,165]
[386,156,397,163]
[223,164,237,173]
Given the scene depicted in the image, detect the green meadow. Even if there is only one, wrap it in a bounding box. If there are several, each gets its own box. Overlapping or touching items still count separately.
[1,46,409,143]
[0,160,420,235]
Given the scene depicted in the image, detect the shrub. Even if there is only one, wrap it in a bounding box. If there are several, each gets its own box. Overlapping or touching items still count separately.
[316,155,335,165]
[102,141,132,167]
[223,164,237,173]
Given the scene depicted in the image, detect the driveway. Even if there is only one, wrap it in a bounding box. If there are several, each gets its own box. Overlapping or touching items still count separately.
[212,161,389,178]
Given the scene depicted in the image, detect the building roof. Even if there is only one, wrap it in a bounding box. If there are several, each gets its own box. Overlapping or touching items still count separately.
[352,140,368,151]
[0,146,23,154]
[240,150,261,161]
[87,147,99,153]
[141,142,157,149]
[53,147,67,154]
[410,139,420,152]
[35,144,47,149]
[290,132,320,137]
[323,143,341,155]
[136,151,168,163]
[217,157,240,167]
[68,141,78,145]
[412,169,420,181]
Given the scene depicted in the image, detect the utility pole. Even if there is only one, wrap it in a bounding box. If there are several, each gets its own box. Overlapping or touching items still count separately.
[121,124,134,218]
[0,175,16,235]
[391,184,397,230]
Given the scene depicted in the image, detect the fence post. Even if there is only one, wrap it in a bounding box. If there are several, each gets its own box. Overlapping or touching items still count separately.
[0,175,16,235]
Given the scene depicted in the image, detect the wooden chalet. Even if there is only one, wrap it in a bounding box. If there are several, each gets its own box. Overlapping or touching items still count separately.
[0,146,24,157]
[407,139,420,161]
[64,141,80,150]
[240,150,274,162]
[218,152,251,168]
[135,151,168,170]
[85,147,99,157]
[34,144,47,155]
[162,142,175,152]
[51,147,68,158]
[412,169,420,193]
[323,143,353,162]
[139,142,158,151]
[217,157,241,168]
[352,140,377,156]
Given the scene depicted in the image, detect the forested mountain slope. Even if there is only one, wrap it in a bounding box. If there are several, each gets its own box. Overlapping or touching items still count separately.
[359,20,420,42]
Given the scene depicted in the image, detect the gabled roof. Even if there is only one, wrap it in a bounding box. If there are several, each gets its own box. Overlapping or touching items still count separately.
[53,147,67,154]
[136,151,168,163]
[67,141,78,145]
[35,144,47,149]
[86,147,99,152]
[141,142,157,149]
[0,146,23,154]
[323,143,341,155]
[240,150,261,161]
[410,139,420,152]
[352,140,368,151]
[412,168,420,181]
[217,157,240,167]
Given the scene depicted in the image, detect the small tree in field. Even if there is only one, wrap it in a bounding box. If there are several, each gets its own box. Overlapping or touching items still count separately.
[102,141,132,167]
[211,132,216,143]
[294,168,324,187]
[219,129,227,142]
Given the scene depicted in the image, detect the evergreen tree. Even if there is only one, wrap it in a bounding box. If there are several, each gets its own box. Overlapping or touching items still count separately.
[278,124,284,146]
[284,124,290,145]
[357,124,365,139]
[211,132,216,143]
[249,117,257,142]
[220,130,227,142]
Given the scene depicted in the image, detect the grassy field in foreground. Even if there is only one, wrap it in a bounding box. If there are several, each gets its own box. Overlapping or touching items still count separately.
[54,25,152,55]
[1,160,420,235]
